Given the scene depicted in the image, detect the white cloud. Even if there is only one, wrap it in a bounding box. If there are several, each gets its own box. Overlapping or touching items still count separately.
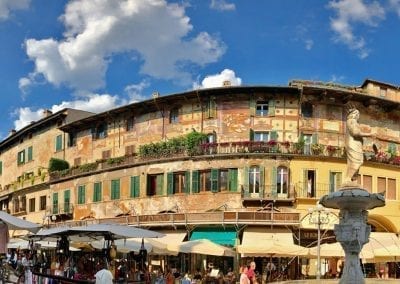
[305,39,314,50]
[330,74,346,82]
[13,93,120,130]
[0,0,30,21]
[124,80,150,103]
[389,0,400,17]
[193,69,242,89]
[328,0,385,59]
[210,0,235,11]
[22,0,225,93]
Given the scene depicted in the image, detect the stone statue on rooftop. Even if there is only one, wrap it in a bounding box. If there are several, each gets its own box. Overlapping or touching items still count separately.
[343,105,375,186]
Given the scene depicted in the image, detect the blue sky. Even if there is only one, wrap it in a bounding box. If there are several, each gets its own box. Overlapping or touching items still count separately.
[0,0,400,140]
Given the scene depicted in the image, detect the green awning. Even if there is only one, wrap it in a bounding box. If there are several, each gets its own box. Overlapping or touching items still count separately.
[190,228,237,246]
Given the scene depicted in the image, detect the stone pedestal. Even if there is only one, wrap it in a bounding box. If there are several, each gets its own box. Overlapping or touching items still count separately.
[319,187,385,284]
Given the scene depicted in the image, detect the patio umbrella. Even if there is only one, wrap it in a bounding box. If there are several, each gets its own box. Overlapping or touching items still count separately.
[237,241,309,257]
[91,238,176,255]
[308,242,374,259]
[0,211,41,233]
[169,239,235,257]
[7,238,80,251]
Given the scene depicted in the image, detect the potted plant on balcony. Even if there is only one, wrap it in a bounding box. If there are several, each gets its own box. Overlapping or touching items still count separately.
[326,145,337,156]
[311,143,324,155]
[267,140,278,153]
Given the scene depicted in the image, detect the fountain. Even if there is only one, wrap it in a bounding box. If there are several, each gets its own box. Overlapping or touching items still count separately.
[319,105,385,284]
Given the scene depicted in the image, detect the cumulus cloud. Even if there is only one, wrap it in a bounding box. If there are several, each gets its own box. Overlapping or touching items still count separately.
[210,0,235,11]
[389,0,400,17]
[193,69,242,89]
[22,0,225,93]
[13,93,120,130]
[328,0,385,59]
[0,0,30,21]
[124,80,150,103]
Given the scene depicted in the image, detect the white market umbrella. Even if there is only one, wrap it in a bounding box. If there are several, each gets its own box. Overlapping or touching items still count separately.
[0,211,41,233]
[91,238,176,255]
[169,239,235,257]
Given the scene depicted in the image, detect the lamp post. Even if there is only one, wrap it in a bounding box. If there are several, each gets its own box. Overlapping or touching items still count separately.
[308,203,330,280]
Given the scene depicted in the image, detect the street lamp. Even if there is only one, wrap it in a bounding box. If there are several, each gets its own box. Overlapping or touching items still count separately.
[308,203,330,280]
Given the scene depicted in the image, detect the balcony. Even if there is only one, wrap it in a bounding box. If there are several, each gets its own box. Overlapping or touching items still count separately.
[50,209,300,228]
[294,182,332,199]
[47,203,74,220]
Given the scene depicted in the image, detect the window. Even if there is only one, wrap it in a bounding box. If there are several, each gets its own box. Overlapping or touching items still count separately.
[27,146,33,162]
[102,150,111,159]
[378,177,396,200]
[147,174,164,196]
[329,172,342,193]
[52,193,58,214]
[68,132,77,147]
[301,102,313,118]
[93,182,102,202]
[77,185,86,204]
[17,150,25,165]
[29,198,35,213]
[126,117,135,131]
[199,170,211,192]
[304,170,316,198]
[40,196,46,211]
[125,145,135,156]
[167,172,189,195]
[256,101,269,116]
[111,179,120,200]
[64,190,71,213]
[130,176,140,198]
[276,166,288,195]
[363,175,372,193]
[254,131,269,142]
[204,97,217,118]
[21,196,26,212]
[303,134,313,155]
[93,123,108,139]
[249,166,261,194]
[55,135,63,152]
[170,107,179,123]
[380,87,387,97]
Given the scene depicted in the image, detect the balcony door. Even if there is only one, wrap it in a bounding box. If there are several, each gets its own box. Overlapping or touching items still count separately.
[276,166,289,198]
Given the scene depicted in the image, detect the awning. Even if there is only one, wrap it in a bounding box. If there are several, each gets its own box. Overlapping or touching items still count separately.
[190,227,236,246]
[156,230,187,246]
[169,239,236,257]
[0,211,41,233]
[238,227,309,257]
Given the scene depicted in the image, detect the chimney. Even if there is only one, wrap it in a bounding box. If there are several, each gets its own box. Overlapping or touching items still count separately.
[223,80,231,87]
[9,129,16,136]
[43,109,53,117]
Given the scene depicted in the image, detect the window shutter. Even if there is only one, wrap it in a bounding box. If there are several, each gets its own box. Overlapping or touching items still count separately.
[249,129,254,141]
[336,172,342,189]
[243,166,249,195]
[167,172,174,195]
[329,172,335,193]
[64,190,70,213]
[184,171,190,194]
[271,167,277,197]
[312,133,318,144]
[388,143,397,154]
[228,169,238,192]
[211,169,219,192]
[260,166,265,196]
[156,174,164,196]
[55,135,63,151]
[249,96,256,116]
[270,131,278,141]
[111,180,120,200]
[0,161,2,175]
[303,170,308,195]
[268,99,275,115]
[52,193,58,214]
[94,182,102,202]
[132,176,140,198]
[209,97,217,118]
[192,171,199,193]
[27,146,33,161]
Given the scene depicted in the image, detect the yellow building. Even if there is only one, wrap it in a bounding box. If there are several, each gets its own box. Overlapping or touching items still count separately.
[0,79,399,275]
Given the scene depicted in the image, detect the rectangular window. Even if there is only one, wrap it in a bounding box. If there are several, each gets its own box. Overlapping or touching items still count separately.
[147,174,164,196]
[126,117,135,131]
[329,172,342,193]
[125,145,135,156]
[377,177,386,193]
[29,198,35,213]
[77,185,86,204]
[64,190,71,213]
[111,179,120,200]
[363,175,372,193]
[199,170,212,192]
[55,135,63,151]
[27,146,33,161]
[256,101,269,116]
[380,87,387,97]
[93,124,108,139]
[130,176,140,198]
[204,97,217,118]
[40,196,46,211]
[52,193,58,214]
[68,132,77,147]
[169,172,187,194]
[17,150,25,165]
[219,169,228,191]
[21,196,26,212]
[387,178,396,200]
[254,131,269,142]
[93,182,102,202]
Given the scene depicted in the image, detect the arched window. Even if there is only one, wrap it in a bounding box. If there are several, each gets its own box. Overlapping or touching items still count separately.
[170,107,179,123]
[277,166,288,195]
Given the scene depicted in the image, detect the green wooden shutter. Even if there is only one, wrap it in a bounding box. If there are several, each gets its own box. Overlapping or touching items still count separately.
[27,146,33,161]
[209,97,217,118]
[336,172,342,189]
[243,166,249,196]
[270,131,278,141]
[111,180,120,200]
[64,190,70,213]
[249,96,256,116]
[55,135,63,151]
[211,169,219,192]
[167,172,174,195]
[192,171,199,193]
[271,167,277,197]
[268,99,275,116]
[130,176,140,198]
[52,192,58,214]
[312,133,318,144]
[228,169,238,192]
[156,174,164,196]
[250,129,254,141]
[184,171,190,194]
[260,166,265,197]
[94,182,102,202]
[388,143,397,154]
[78,185,86,204]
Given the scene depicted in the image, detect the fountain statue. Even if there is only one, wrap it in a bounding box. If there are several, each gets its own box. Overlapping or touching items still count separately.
[319,105,385,284]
